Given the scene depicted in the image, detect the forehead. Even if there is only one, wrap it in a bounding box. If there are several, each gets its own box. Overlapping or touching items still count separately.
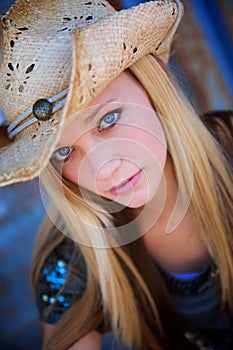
[58,71,151,146]
[88,70,147,106]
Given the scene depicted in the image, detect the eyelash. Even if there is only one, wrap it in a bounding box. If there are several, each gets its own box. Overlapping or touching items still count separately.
[97,108,121,132]
[52,146,73,163]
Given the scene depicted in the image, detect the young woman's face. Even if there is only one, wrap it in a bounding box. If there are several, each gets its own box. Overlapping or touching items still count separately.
[53,71,167,208]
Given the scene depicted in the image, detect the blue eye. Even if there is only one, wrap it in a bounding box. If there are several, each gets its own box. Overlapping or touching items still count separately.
[98,109,121,132]
[53,146,73,162]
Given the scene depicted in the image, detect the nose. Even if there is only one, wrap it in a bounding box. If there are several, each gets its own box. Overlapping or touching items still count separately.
[96,158,122,180]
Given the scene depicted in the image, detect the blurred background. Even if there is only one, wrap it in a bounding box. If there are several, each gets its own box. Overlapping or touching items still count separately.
[0,0,232,349]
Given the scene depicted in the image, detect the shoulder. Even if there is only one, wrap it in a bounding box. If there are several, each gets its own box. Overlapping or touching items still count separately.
[36,236,87,325]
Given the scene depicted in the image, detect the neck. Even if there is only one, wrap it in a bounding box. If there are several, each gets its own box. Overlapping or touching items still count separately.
[134,155,210,274]
[132,154,179,234]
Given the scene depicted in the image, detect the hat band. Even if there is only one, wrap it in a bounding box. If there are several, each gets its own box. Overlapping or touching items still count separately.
[7,88,68,139]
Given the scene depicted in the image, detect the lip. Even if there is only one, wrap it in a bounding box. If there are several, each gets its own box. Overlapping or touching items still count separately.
[109,169,142,196]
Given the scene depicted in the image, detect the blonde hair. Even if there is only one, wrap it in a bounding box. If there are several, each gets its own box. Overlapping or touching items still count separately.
[31,55,233,350]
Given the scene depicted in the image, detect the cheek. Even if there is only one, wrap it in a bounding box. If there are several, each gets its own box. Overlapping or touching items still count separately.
[133,130,166,155]
[121,107,167,166]
[62,165,77,184]
[123,121,167,169]
[61,157,81,185]
[62,158,98,194]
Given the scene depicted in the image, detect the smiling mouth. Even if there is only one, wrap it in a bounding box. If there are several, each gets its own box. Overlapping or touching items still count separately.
[109,170,142,196]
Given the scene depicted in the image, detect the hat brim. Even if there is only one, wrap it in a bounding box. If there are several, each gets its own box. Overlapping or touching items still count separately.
[0,118,63,185]
[64,0,182,119]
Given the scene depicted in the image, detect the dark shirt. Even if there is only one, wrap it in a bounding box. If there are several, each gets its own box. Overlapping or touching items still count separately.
[36,237,233,350]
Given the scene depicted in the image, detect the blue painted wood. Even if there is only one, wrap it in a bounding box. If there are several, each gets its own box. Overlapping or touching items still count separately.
[190,0,233,97]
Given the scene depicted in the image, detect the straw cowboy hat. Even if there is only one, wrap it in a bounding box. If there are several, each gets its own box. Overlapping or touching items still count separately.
[0,0,183,186]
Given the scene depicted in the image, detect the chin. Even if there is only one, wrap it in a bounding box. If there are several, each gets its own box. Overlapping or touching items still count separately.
[115,193,150,209]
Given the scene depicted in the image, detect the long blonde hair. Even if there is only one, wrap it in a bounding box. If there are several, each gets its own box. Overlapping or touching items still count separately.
[31,55,233,350]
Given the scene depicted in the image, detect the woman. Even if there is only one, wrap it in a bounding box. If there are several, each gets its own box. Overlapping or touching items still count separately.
[0,0,232,349]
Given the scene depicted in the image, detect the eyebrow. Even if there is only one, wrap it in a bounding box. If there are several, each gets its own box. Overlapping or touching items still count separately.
[84,98,118,125]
